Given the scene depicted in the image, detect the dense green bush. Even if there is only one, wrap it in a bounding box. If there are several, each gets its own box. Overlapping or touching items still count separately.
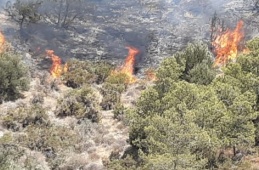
[63,59,97,88]
[0,51,29,103]
[63,59,114,88]
[55,85,101,122]
[93,61,114,84]
[159,43,216,86]
[100,73,128,110]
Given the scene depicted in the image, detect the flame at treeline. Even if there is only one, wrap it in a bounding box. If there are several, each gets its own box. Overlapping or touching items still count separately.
[46,50,68,78]
[212,20,248,66]
[0,31,5,53]
[112,46,139,84]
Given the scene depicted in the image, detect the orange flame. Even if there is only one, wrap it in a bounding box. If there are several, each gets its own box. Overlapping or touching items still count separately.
[0,31,5,53]
[212,20,246,66]
[112,46,139,84]
[46,50,68,78]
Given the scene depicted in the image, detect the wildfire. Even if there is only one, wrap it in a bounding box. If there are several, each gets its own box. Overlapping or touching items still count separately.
[0,31,5,53]
[112,46,139,84]
[46,50,68,78]
[212,20,246,66]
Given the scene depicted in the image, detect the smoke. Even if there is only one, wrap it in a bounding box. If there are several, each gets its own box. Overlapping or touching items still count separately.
[0,0,13,8]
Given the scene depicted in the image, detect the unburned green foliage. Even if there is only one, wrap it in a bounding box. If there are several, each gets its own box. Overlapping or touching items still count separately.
[0,51,29,103]
[100,72,128,110]
[63,59,114,88]
[2,104,49,132]
[55,85,101,122]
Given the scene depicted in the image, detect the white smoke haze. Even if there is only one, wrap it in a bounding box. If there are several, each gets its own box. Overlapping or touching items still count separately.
[0,0,14,8]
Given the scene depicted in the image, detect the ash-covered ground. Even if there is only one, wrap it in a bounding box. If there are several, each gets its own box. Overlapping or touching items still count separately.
[0,0,258,68]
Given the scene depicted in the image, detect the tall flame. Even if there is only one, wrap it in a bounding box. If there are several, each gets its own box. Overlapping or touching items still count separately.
[46,50,68,78]
[212,20,245,66]
[0,32,5,53]
[121,46,139,83]
[112,46,139,84]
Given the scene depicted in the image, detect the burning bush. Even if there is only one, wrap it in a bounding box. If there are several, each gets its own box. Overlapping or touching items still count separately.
[55,85,100,122]
[0,51,29,103]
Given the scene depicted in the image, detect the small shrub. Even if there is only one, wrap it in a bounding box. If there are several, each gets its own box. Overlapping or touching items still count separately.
[109,149,121,161]
[50,79,60,91]
[17,124,78,155]
[105,72,128,85]
[63,59,97,88]
[31,93,44,104]
[101,92,121,110]
[0,144,25,170]
[93,61,114,84]
[55,85,101,122]
[113,103,126,120]
[105,155,139,170]
[2,104,49,131]
[100,73,128,110]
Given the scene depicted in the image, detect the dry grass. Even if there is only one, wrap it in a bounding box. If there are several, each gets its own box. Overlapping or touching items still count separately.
[83,163,103,170]
[60,153,89,169]
[89,152,101,161]
[0,59,135,169]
